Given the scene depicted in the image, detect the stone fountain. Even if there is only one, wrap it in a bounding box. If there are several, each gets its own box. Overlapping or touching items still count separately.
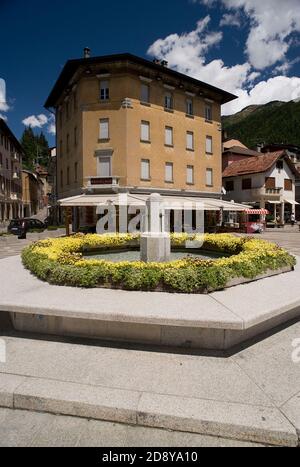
[140,193,171,263]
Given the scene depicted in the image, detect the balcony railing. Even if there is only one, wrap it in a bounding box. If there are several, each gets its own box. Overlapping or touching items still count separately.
[265,187,282,195]
[250,187,283,200]
[86,176,120,190]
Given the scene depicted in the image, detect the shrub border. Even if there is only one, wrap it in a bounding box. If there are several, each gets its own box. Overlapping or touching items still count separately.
[21,233,296,294]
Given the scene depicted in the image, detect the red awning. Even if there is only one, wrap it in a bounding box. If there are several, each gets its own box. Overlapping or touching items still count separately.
[244,209,269,215]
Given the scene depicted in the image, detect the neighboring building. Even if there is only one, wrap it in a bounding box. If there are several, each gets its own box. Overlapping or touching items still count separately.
[223,150,299,222]
[35,164,52,208]
[0,118,23,223]
[223,138,248,151]
[22,170,44,218]
[260,143,300,171]
[47,147,58,223]
[222,143,258,172]
[260,143,300,217]
[44,51,241,231]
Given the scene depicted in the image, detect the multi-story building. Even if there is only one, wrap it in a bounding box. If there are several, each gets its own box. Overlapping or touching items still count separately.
[0,118,23,224]
[45,51,242,231]
[22,169,45,218]
[260,143,300,218]
[223,150,299,222]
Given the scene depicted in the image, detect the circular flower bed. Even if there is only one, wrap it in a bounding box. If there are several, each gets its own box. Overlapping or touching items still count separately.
[21,233,296,293]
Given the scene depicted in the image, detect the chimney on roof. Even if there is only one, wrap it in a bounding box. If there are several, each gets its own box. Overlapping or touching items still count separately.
[256,143,264,153]
[83,47,91,59]
[153,58,168,67]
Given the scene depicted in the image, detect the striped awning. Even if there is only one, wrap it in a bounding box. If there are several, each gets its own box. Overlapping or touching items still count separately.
[244,209,269,215]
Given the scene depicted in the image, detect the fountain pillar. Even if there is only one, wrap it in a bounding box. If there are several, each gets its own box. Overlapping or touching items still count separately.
[140,193,171,263]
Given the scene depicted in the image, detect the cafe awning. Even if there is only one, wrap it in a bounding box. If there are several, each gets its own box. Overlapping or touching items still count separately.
[244,209,269,215]
[284,199,299,205]
[59,194,251,211]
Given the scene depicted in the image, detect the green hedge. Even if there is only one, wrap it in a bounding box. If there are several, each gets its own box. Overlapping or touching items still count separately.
[21,233,296,293]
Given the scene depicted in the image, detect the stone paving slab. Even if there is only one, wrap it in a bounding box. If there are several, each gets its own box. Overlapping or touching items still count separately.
[0,373,297,447]
[137,393,297,447]
[0,337,274,407]
[281,392,300,437]
[0,408,265,447]
[14,378,140,425]
[0,323,299,446]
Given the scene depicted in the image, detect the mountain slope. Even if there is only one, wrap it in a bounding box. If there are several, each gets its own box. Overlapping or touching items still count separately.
[222,100,300,148]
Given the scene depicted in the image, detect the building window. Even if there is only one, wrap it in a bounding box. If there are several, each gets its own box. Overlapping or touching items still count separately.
[205,104,213,122]
[141,84,150,104]
[99,119,109,140]
[206,136,213,154]
[98,156,111,177]
[265,177,276,189]
[242,178,252,190]
[165,126,173,146]
[60,170,63,188]
[67,167,70,185]
[164,92,173,110]
[66,134,70,153]
[165,162,174,183]
[141,121,150,142]
[186,99,193,116]
[60,139,63,157]
[74,162,78,182]
[284,179,293,191]
[100,80,110,101]
[186,131,194,150]
[276,160,284,171]
[141,159,150,180]
[187,165,194,185]
[225,180,234,192]
[206,168,213,187]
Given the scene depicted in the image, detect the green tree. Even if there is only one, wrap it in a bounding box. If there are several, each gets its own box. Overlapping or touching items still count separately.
[20,128,50,170]
[20,127,36,170]
[36,131,50,167]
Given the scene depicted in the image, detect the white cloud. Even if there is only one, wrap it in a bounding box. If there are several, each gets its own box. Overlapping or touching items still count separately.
[22,113,56,135]
[148,16,250,94]
[22,114,48,128]
[0,78,9,112]
[148,16,223,75]
[147,17,300,115]
[223,76,300,114]
[220,12,241,27]
[200,0,300,70]
[48,124,55,135]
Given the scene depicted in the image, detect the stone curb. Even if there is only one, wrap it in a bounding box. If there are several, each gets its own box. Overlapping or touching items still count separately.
[0,373,298,447]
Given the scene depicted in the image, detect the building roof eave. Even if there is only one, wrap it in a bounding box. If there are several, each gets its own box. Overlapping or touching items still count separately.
[44,53,237,109]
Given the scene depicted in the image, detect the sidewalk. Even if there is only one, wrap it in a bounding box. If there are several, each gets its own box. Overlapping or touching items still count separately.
[0,320,299,446]
[0,408,263,447]
[0,229,65,260]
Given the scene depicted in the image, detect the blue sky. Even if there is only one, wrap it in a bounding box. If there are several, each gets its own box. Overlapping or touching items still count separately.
[0,0,300,147]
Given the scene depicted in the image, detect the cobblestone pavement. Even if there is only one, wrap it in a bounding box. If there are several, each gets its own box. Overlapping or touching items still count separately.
[0,229,299,259]
[241,230,300,256]
[0,229,65,260]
